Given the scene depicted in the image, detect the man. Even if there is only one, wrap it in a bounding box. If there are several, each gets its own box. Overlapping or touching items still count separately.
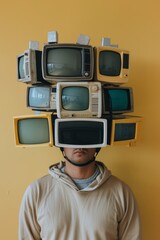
[18,147,141,240]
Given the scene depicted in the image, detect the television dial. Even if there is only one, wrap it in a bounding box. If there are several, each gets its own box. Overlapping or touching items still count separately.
[124,74,128,78]
[84,72,89,77]
[91,85,99,92]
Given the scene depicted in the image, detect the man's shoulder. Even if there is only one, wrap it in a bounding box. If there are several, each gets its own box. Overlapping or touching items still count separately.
[31,174,55,189]
[106,174,135,198]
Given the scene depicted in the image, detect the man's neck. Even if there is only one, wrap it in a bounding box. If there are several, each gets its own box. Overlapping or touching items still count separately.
[64,161,96,179]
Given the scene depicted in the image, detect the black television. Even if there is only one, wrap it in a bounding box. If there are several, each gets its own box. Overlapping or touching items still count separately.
[102,85,134,114]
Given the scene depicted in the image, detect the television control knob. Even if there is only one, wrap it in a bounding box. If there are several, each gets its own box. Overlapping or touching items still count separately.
[92,85,98,92]
[84,72,89,77]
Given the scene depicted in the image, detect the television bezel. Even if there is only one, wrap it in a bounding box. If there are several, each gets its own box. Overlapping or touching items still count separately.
[56,81,102,118]
[26,85,57,111]
[54,118,108,148]
[102,85,134,114]
[13,113,54,147]
[95,46,130,85]
[109,115,142,146]
[42,43,94,83]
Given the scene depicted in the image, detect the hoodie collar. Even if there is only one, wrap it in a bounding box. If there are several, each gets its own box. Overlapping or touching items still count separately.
[48,161,112,192]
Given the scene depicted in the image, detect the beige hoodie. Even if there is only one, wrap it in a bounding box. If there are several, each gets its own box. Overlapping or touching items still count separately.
[18,161,141,240]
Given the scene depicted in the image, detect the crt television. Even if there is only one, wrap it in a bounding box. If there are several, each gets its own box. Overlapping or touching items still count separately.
[42,43,94,83]
[13,113,54,147]
[54,118,107,148]
[106,115,142,146]
[102,85,134,114]
[56,81,102,118]
[95,46,130,85]
[17,49,47,84]
[27,85,57,111]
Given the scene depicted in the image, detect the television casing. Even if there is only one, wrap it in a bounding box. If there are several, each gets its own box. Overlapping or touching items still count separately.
[95,46,130,85]
[13,113,54,147]
[56,81,102,118]
[102,85,134,114]
[17,49,48,84]
[54,118,107,148]
[106,115,142,146]
[42,43,94,83]
[26,85,57,111]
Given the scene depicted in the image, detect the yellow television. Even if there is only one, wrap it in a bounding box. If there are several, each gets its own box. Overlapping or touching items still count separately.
[95,46,129,85]
[13,113,54,147]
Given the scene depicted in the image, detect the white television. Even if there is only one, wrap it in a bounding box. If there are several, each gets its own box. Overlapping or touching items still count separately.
[26,85,57,111]
[56,81,102,118]
[54,118,107,148]
[17,49,48,84]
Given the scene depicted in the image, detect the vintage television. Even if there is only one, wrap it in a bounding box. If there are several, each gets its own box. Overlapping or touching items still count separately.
[102,86,134,114]
[42,43,94,83]
[17,49,47,84]
[27,85,57,111]
[54,118,107,148]
[56,81,102,118]
[106,115,142,146]
[13,113,54,147]
[95,46,129,85]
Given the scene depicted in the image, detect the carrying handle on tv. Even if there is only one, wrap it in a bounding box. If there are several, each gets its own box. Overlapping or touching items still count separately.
[29,41,39,50]
[101,37,118,48]
[48,31,58,44]
[76,34,90,45]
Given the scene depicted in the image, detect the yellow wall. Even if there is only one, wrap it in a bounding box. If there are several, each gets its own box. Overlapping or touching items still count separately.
[0,0,160,239]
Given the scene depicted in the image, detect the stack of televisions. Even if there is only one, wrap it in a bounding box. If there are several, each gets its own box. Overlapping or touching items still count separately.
[13,31,142,149]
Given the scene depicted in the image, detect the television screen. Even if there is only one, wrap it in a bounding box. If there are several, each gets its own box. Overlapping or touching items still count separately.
[95,46,129,84]
[17,49,47,84]
[102,86,133,114]
[54,118,107,148]
[27,86,57,111]
[42,43,94,83]
[56,81,102,118]
[100,50,121,76]
[106,115,142,146]
[13,114,54,147]
[62,86,89,111]
[18,55,25,79]
[114,123,136,141]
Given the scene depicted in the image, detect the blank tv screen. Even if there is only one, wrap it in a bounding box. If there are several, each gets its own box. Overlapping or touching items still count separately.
[18,118,49,144]
[47,48,82,77]
[114,123,136,141]
[18,55,25,79]
[62,86,89,111]
[28,87,50,108]
[104,88,130,111]
[99,51,121,76]
[58,121,104,145]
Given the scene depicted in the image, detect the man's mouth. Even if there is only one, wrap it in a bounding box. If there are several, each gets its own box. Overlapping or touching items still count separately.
[74,149,87,154]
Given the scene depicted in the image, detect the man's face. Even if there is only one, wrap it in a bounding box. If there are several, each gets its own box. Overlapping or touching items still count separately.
[63,148,97,164]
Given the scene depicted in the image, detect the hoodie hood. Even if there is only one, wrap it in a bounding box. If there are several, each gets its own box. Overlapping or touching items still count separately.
[48,161,112,191]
